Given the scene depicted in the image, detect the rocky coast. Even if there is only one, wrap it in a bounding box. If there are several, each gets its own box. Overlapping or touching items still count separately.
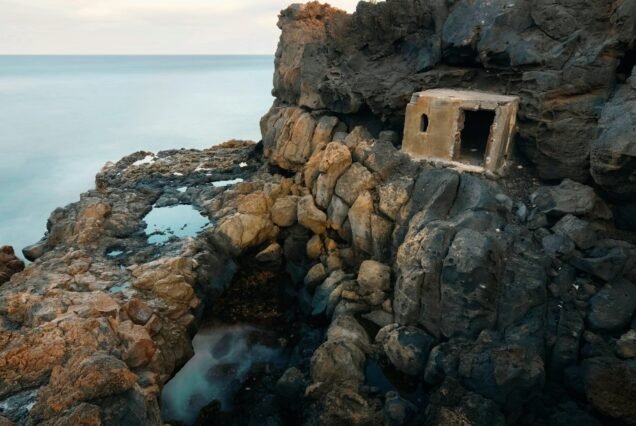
[1,0,636,425]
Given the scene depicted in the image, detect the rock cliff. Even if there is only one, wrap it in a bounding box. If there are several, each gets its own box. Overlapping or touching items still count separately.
[1,1,636,425]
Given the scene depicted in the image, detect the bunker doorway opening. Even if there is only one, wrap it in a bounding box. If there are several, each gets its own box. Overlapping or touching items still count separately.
[458,109,495,166]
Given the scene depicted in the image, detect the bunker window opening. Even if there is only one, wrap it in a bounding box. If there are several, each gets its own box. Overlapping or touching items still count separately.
[420,114,429,133]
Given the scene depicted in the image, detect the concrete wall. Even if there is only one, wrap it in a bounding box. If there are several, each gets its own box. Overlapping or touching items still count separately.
[403,89,519,173]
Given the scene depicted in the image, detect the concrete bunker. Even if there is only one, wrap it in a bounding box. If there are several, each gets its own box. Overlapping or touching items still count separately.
[402,89,519,173]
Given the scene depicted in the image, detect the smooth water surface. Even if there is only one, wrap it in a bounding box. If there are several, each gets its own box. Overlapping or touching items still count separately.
[161,325,282,425]
[0,55,273,257]
[144,204,210,245]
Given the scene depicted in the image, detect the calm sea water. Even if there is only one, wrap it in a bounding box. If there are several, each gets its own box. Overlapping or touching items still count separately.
[0,55,274,258]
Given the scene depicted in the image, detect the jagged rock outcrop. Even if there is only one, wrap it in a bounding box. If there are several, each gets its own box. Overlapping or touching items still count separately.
[2,1,636,425]
[591,73,636,198]
[271,0,636,182]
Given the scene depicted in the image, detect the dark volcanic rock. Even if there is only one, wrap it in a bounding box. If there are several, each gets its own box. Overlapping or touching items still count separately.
[426,379,505,426]
[587,279,636,332]
[530,179,612,220]
[591,74,636,198]
[271,0,634,181]
[4,2,636,425]
[376,324,435,376]
[582,357,636,424]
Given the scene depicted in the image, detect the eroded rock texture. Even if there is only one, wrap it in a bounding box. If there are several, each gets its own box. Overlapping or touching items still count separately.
[269,0,636,182]
[2,1,636,426]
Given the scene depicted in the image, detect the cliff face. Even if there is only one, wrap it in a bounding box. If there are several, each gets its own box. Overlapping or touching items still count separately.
[271,0,636,184]
[1,1,636,426]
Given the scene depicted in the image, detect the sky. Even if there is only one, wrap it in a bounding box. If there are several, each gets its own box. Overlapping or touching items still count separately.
[0,0,362,54]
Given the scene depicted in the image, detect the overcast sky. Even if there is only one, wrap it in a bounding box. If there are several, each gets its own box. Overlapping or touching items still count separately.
[0,0,362,54]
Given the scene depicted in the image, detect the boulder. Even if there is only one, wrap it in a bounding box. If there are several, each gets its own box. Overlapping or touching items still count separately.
[270,195,298,227]
[378,176,414,221]
[304,263,327,291]
[237,192,270,215]
[357,260,391,305]
[318,387,380,425]
[22,240,47,262]
[376,324,435,376]
[587,279,636,331]
[394,222,456,333]
[326,315,369,349]
[570,243,628,282]
[425,379,505,426]
[363,139,406,180]
[125,298,153,325]
[276,367,307,403]
[394,169,459,245]
[542,233,575,257]
[30,353,137,420]
[0,246,24,284]
[552,214,596,250]
[327,195,349,231]
[116,320,157,368]
[440,229,501,339]
[297,195,328,234]
[334,163,375,206]
[371,214,393,261]
[384,391,417,426]
[530,179,612,220]
[590,78,636,198]
[310,339,365,388]
[361,310,394,328]
[357,260,391,292]
[549,308,584,377]
[306,235,323,259]
[616,330,636,359]
[215,213,278,255]
[130,256,202,312]
[449,174,500,216]
[255,242,283,264]
[348,191,374,254]
[315,142,352,209]
[311,270,348,317]
[582,357,636,424]
[261,108,317,171]
[458,335,545,407]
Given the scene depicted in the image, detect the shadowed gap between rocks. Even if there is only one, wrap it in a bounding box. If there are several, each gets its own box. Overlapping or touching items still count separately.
[616,47,636,83]
[159,247,325,426]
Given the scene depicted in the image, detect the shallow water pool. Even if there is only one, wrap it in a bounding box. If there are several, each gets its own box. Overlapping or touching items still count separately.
[144,204,210,245]
[160,325,282,425]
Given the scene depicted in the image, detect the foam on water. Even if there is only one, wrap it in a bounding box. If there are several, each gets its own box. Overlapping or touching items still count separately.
[212,178,243,188]
[160,325,281,425]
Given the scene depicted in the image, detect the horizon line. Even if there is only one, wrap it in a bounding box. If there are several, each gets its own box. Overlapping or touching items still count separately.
[0,53,275,56]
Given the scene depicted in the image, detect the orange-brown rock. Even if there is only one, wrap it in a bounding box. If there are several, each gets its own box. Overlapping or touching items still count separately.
[0,246,24,285]
[31,353,137,420]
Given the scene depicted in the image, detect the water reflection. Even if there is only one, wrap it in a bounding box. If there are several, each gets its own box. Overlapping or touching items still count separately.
[143,204,210,245]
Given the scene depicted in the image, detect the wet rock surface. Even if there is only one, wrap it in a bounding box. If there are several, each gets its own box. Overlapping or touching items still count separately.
[2,1,636,425]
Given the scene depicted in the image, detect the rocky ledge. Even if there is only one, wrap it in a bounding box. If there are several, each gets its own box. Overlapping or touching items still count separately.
[2,1,636,425]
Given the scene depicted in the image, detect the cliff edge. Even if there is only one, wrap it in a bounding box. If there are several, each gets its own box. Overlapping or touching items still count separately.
[1,1,636,425]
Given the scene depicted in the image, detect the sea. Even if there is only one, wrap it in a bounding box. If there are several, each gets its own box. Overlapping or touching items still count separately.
[0,55,274,259]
